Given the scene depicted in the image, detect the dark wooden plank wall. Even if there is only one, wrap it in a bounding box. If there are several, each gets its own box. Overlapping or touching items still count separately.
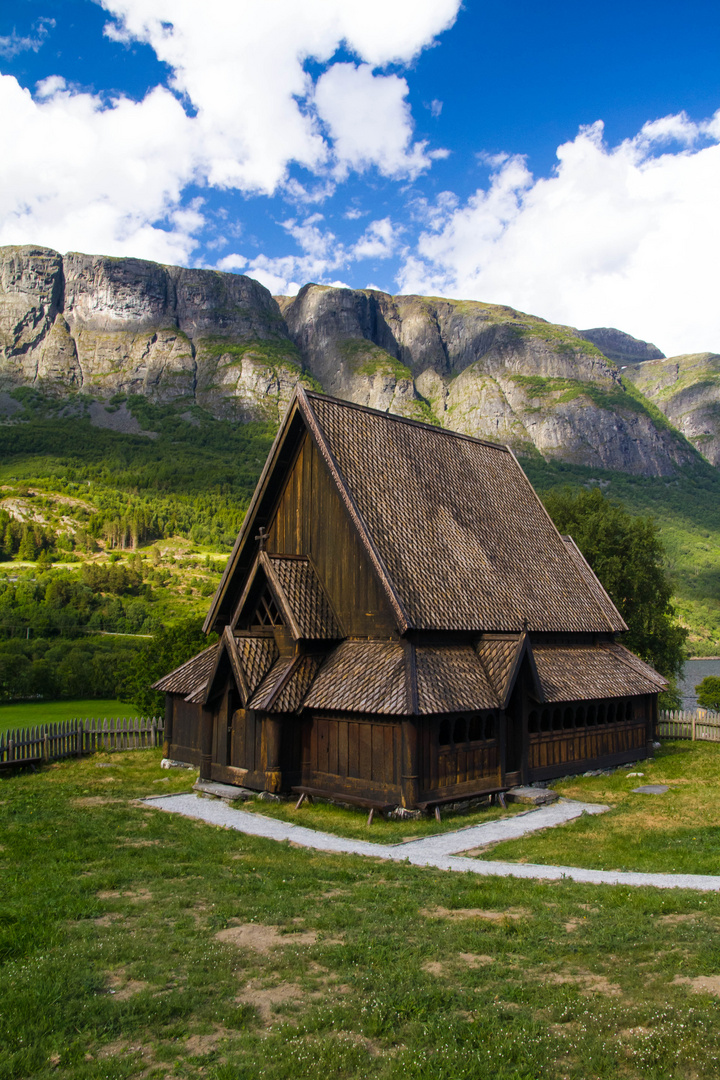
[418,713,501,798]
[169,697,203,765]
[230,708,262,773]
[300,713,401,796]
[267,432,397,637]
[528,696,651,778]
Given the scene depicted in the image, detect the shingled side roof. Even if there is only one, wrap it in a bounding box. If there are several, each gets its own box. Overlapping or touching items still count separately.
[306,392,625,633]
[205,387,627,635]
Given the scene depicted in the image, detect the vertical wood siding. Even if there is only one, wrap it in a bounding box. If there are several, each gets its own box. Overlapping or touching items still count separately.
[267,433,397,637]
[300,713,401,797]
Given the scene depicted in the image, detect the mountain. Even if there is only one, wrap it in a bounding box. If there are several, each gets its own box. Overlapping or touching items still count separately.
[624,353,720,467]
[576,327,665,365]
[0,243,703,477]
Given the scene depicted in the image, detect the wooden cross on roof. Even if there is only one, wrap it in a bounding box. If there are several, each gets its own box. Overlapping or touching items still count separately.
[255,526,267,551]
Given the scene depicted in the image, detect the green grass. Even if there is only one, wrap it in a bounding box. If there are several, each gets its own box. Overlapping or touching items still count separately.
[476,740,720,875]
[0,698,145,734]
[4,750,720,1078]
[239,793,528,843]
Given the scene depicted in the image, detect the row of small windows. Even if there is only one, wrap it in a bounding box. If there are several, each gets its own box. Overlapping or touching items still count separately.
[528,700,636,733]
[438,700,639,747]
[438,713,496,748]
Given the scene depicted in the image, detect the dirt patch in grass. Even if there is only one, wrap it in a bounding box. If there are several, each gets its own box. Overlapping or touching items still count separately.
[93,913,125,927]
[673,974,720,995]
[216,921,319,953]
[106,970,149,1000]
[421,905,530,922]
[421,960,447,976]
[658,912,703,925]
[97,889,153,902]
[236,980,306,1023]
[118,839,162,848]
[564,917,590,932]
[545,971,622,996]
[423,952,496,976]
[459,952,495,966]
[184,1026,230,1055]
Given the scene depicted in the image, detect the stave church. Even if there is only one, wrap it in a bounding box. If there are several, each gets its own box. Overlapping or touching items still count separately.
[154,387,666,812]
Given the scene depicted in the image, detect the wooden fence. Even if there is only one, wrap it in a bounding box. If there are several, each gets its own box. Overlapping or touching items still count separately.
[0,716,164,767]
[658,709,720,742]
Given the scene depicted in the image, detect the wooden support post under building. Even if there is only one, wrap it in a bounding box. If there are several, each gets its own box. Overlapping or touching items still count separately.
[199,705,213,782]
[263,716,283,793]
[163,696,173,759]
[400,718,420,809]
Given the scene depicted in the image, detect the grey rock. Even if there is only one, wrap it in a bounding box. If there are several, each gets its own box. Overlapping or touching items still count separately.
[193,779,254,800]
[389,806,423,820]
[506,786,559,805]
[632,784,670,794]
[625,352,720,467]
[160,757,197,770]
[578,327,665,364]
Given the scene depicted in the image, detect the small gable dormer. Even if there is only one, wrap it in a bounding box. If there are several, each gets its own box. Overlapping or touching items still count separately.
[232,551,343,643]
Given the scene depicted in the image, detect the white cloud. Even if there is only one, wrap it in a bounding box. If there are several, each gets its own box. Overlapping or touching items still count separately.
[228,211,401,294]
[216,253,246,272]
[0,18,55,59]
[352,217,400,259]
[0,73,199,262]
[314,63,437,179]
[100,0,457,191]
[0,0,458,261]
[398,115,720,355]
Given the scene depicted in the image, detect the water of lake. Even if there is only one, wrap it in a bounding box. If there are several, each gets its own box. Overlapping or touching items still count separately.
[679,658,720,708]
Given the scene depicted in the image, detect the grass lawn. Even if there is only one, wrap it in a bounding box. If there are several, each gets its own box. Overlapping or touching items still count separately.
[4,750,720,1078]
[239,791,529,843]
[0,699,145,734]
[478,740,720,875]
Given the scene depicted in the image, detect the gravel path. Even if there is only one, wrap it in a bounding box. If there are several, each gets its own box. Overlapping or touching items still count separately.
[145,792,720,891]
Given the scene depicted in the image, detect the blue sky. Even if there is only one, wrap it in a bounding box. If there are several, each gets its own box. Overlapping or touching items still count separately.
[2,0,720,354]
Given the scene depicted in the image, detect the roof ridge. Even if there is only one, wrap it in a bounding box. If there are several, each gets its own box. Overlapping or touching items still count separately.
[303,389,512,452]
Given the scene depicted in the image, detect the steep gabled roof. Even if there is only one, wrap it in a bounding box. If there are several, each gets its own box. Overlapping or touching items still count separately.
[205,387,627,635]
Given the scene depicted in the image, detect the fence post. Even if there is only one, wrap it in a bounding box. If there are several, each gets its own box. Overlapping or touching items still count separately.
[692,713,696,741]
[42,725,49,763]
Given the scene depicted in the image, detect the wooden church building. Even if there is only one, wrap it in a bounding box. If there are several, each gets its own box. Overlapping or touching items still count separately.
[155,387,666,811]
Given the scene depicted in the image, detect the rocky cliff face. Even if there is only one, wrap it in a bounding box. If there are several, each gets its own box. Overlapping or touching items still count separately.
[280,284,694,475]
[0,245,701,476]
[625,353,720,466]
[577,327,665,365]
[0,245,303,423]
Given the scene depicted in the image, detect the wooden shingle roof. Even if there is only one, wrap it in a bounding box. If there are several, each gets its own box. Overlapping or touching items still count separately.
[415,645,499,714]
[158,634,664,715]
[533,642,667,702]
[267,555,341,639]
[152,644,219,701]
[307,393,626,633]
